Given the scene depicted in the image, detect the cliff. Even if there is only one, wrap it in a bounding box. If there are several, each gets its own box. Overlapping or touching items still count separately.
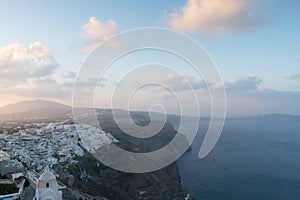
[58,113,190,200]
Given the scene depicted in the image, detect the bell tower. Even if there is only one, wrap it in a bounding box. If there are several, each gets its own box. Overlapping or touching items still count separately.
[34,165,62,200]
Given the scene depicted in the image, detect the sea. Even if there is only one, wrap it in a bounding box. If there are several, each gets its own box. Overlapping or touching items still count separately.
[177,118,300,200]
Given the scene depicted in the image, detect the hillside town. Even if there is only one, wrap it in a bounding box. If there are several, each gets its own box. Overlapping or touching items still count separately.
[0,120,118,199]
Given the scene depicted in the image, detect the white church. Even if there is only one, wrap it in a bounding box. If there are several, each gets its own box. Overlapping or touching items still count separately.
[33,166,62,200]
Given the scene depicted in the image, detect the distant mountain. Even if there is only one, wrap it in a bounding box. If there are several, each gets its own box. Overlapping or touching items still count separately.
[0,99,72,121]
[254,113,300,121]
[0,99,71,115]
[228,113,300,121]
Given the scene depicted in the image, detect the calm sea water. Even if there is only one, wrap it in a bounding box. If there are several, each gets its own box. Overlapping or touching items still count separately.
[177,118,300,200]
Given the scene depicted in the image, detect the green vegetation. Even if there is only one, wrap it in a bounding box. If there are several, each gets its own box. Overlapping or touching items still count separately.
[0,183,18,195]
[24,178,30,188]
[0,173,6,179]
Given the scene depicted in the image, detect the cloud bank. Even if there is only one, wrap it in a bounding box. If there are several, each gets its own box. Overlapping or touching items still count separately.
[0,42,72,101]
[167,0,269,36]
[0,41,58,83]
[224,76,300,115]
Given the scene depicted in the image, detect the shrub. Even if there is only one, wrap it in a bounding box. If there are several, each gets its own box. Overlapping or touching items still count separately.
[0,183,18,195]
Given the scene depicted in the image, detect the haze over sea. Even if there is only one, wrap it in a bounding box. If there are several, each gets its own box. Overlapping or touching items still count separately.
[177,117,300,200]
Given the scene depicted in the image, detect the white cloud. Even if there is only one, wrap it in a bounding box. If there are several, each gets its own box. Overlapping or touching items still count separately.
[0,41,58,83]
[4,77,72,98]
[227,76,263,92]
[168,0,269,36]
[0,42,73,100]
[223,76,300,115]
[157,73,206,91]
[80,17,119,53]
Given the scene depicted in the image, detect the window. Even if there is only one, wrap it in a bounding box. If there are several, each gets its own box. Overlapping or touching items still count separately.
[46,182,49,188]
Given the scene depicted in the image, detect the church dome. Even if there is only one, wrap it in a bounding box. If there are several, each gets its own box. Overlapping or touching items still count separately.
[39,166,56,181]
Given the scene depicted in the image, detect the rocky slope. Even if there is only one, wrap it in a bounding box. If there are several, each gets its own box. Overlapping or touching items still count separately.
[57,113,190,200]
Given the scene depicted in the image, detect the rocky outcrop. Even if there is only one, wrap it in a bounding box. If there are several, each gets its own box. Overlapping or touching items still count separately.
[62,154,185,200]
[58,114,190,200]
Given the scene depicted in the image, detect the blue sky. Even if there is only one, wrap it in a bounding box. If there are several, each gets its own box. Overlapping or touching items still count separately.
[0,0,300,116]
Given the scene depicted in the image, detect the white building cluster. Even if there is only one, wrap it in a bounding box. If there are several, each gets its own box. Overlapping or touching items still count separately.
[0,121,118,172]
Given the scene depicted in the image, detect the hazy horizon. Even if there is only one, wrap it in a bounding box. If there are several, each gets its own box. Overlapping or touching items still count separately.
[0,98,299,118]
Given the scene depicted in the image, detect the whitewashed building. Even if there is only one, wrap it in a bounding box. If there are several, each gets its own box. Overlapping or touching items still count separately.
[34,166,62,200]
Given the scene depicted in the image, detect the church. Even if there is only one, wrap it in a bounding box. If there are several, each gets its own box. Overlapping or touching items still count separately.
[33,166,62,200]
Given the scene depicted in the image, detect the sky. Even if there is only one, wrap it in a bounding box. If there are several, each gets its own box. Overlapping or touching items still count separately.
[0,0,300,116]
